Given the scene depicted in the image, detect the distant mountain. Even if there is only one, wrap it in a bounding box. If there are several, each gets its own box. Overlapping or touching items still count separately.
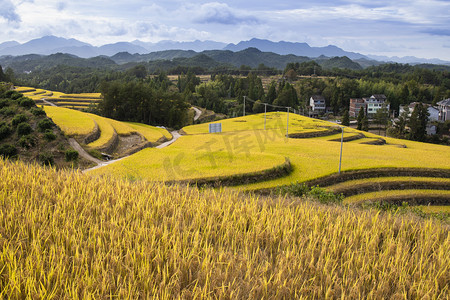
[224,38,368,60]
[0,41,20,51]
[0,36,90,56]
[366,54,450,66]
[1,36,449,66]
[133,40,227,52]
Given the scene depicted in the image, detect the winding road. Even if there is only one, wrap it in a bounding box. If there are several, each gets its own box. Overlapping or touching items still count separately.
[192,106,202,121]
[79,130,182,173]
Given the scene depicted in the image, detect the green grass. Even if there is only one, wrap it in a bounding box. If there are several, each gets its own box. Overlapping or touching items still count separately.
[344,190,450,204]
[326,177,450,193]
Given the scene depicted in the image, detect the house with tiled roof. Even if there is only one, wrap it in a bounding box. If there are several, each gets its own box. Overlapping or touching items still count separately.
[437,98,450,121]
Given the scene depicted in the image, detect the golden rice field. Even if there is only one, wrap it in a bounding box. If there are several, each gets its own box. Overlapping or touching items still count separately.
[1,159,448,298]
[90,112,450,191]
[44,106,96,137]
[89,132,288,182]
[44,106,170,149]
[16,86,101,109]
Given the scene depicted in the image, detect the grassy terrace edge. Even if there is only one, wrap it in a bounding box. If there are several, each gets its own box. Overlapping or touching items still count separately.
[326,177,450,197]
[344,189,450,205]
[167,157,293,187]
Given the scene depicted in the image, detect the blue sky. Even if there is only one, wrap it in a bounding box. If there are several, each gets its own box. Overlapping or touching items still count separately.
[1,0,449,60]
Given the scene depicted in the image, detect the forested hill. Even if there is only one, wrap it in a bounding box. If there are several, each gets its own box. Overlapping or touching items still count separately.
[1,48,364,73]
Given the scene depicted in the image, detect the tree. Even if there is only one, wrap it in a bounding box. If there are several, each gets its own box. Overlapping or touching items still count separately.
[342,110,350,126]
[408,103,429,142]
[362,115,369,132]
[266,81,277,105]
[0,65,5,81]
[374,105,389,135]
[357,107,365,130]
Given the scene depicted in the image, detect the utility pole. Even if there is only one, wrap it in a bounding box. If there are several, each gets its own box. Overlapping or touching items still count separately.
[264,103,267,130]
[286,107,290,137]
[339,127,344,174]
[243,96,246,117]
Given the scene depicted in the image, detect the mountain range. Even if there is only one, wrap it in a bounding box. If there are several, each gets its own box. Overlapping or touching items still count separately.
[1,36,448,65]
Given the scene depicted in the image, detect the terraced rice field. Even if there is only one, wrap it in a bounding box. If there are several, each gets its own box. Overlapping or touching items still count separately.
[44,106,96,137]
[44,106,170,154]
[16,86,102,110]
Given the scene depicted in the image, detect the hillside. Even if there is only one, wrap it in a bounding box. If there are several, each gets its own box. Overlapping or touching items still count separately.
[0,89,91,168]
[0,158,448,298]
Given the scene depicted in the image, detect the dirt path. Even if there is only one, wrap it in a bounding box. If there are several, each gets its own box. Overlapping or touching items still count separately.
[192,106,202,121]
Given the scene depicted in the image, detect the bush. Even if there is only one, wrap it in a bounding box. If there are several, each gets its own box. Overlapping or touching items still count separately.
[0,144,17,158]
[278,182,310,197]
[39,152,54,166]
[43,129,57,141]
[18,135,36,149]
[0,122,12,140]
[0,107,16,116]
[0,99,10,109]
[5,91,22,100]
[19,97,35,109]
[17,122,32,136]
[12,114,28,126]
[31,107,46,116]
[307,186,344,204]
[38,118,54,132]
[65,149,79,162]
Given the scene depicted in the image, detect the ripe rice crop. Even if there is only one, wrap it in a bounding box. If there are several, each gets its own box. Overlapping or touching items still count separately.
[0,159,448,298]
[85,113,116,149]
[88,133,288,182]
[126,122,172,142]
[44,106,96,137]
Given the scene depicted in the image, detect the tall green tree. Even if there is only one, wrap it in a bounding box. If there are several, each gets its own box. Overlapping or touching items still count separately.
[342,110,350,126]
[374,105,389,135]
[357,107,365,130]
[408,103,429,142]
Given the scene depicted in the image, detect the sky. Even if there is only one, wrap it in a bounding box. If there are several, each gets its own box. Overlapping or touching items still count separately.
[1,0,450,60]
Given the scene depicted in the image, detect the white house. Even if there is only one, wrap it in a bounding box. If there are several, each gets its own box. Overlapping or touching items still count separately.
[309,95,326,113]
[365,94,389,117]
[399,102,440,121]
[437,98,450,122]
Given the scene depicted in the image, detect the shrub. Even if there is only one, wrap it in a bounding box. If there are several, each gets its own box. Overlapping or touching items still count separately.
[5,91,22,100]
[17,122,32,136]
[278,182,310,197]
[31,107,46,116]
[19,97,35,109]
[307,186,344,204]
[65,149,79,162]
[12,114,28,126]
[0,144,17,158]
[43,130,57,141]
[38,119,54,132]
[39,152,54,166]
[0,99,10,109]
[0,107,16,116]
[18,135,36,149]
[0,122,12,140]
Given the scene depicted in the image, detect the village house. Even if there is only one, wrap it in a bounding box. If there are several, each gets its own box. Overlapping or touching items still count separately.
[349,98,365,117]
[348,94,390,118]
[399,102,440,121]
[366,94,389,117]
[309,95,326,113]
[437,98,450,122]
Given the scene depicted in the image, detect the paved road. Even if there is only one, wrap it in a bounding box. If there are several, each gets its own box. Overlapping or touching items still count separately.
[42,98,57,106]
[156,131,181,149]
[192,106,202,121]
